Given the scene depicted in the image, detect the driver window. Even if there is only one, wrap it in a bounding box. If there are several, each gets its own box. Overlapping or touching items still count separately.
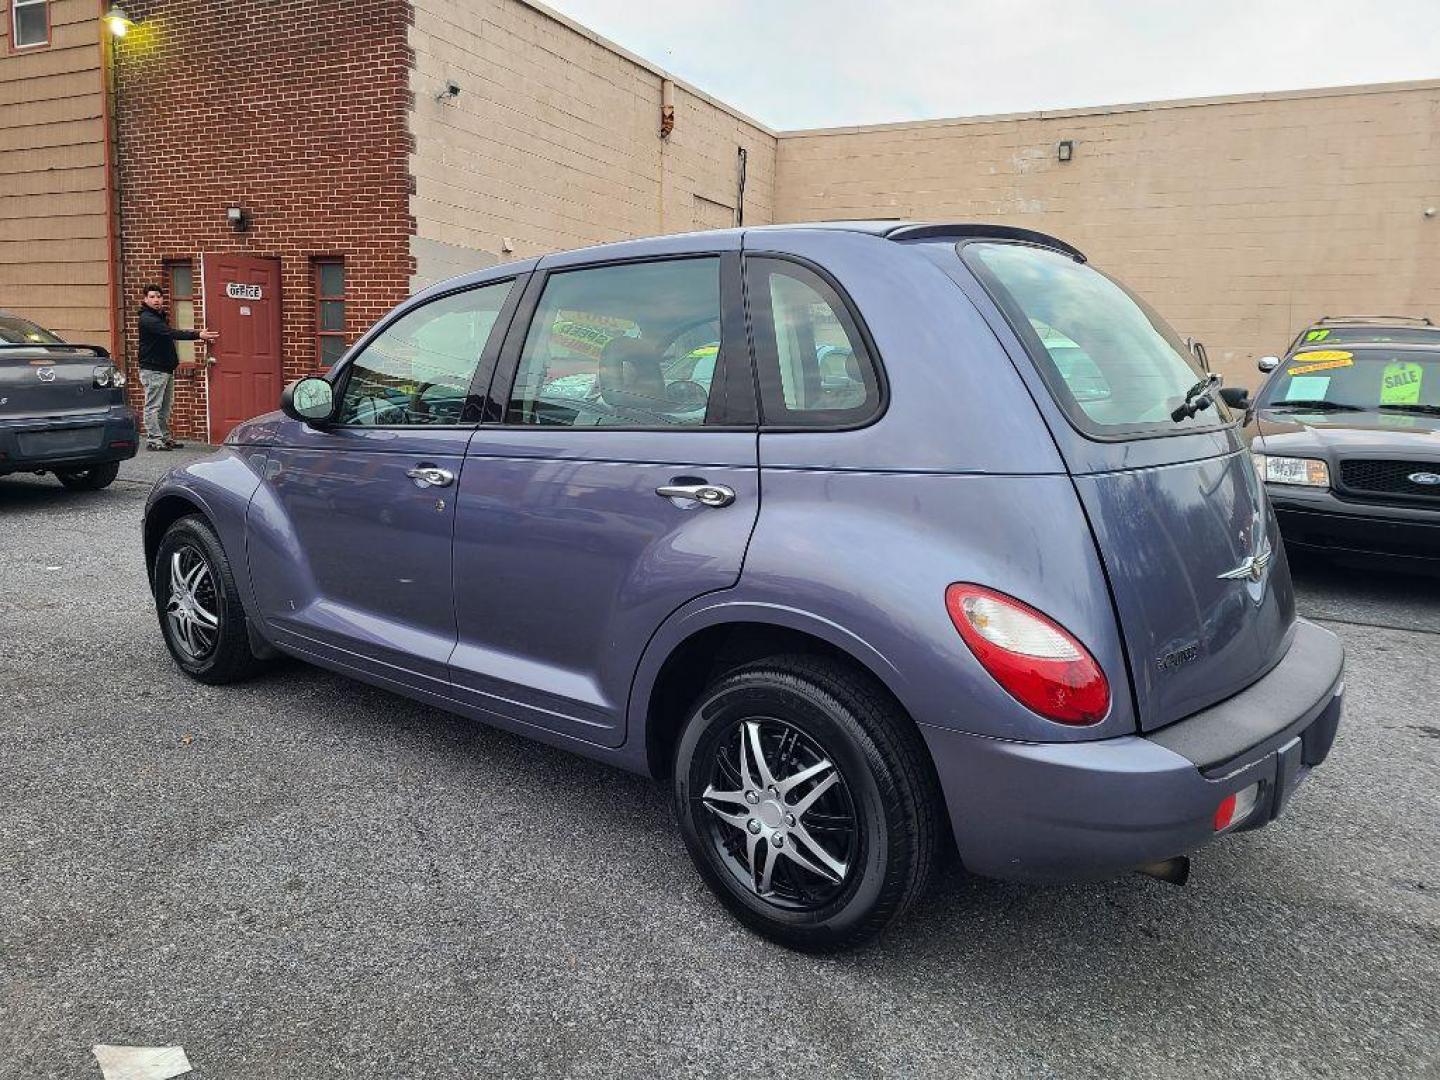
[506,257,721,427]
[337,280,513,426]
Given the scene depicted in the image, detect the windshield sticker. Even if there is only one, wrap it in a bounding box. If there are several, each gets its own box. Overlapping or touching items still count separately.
[1284,375,1331,401]
[1288,351,1354,375]
[1303,329,1331,343]
[549,310,639,359]
[1379,360,1423,405]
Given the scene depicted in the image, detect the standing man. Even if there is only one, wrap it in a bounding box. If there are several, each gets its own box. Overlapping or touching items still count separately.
[137,284,218,451]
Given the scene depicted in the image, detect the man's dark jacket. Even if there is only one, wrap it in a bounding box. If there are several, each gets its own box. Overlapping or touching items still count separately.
[137,305,201,374]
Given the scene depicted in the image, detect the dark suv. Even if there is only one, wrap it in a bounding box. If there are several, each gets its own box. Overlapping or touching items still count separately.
[0,312,139,490]
[142,223,1344,950]
[1242,315,1440,570]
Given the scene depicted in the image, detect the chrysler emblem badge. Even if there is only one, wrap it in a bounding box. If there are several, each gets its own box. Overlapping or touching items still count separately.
[36,366,56,382]
[1409,472,1440,486]
[1218,541,1273,584]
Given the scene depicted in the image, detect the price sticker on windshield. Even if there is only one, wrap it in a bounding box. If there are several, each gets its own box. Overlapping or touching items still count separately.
[1380,360,1423,405]
[1284,375,1331,401]
[1288,350,1353,375]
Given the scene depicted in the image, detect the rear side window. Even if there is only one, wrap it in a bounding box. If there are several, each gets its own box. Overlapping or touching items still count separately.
[748,258,880,427]
[965,242,1226,437]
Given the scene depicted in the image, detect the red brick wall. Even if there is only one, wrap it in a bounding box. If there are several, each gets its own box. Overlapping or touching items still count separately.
[114,0,413,441]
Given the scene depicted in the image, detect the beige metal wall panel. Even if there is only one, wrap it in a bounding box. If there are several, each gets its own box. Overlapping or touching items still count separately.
[776,81,1440,386]
[407,0,776,289]
[0,0,110,346]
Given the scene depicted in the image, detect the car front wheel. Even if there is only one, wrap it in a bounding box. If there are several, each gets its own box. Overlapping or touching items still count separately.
[673,655,940,952]
[153,515,265,684]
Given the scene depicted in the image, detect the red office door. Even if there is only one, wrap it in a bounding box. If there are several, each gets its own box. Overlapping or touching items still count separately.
[201,253,283,444]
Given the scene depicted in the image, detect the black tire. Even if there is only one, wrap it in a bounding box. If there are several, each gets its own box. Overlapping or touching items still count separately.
[56,461,120,491]
[153,514,266,684]
[673,654,940,952]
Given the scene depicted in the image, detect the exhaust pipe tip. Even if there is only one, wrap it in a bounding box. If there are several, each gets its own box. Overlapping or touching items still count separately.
[1134,856,1190,886]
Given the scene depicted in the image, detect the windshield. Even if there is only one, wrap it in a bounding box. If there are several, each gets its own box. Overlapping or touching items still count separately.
[1259,347,1440,411]
[965,242,1226,436]
[0,315,64,345]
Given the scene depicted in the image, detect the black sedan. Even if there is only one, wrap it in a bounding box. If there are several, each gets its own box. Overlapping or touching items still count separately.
[0,311,139,491]
[1238,332,1440,571]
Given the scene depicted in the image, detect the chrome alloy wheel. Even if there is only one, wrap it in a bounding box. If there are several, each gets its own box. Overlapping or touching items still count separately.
[165,546,220,661]
[701,718,857,909]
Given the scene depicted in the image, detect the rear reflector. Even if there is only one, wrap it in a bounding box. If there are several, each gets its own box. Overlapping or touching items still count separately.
[1214,783,1260,832]
[109,440,135,449]
[945,583,1110,725]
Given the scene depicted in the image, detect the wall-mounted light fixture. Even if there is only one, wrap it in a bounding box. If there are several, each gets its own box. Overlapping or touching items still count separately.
[104,3,135,37]
[227,206,250,231]
[435,80,460,103]
[1057,140,1075,163]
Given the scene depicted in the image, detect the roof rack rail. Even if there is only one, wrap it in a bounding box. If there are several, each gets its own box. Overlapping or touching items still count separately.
[1314,314,1434,327]
[0,342,110,357]
[883,222,1085,262]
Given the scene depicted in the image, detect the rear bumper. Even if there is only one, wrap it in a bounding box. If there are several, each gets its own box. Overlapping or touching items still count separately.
[1267,485,1440,563]
[922,618,1344,883]
[0,408,139,474]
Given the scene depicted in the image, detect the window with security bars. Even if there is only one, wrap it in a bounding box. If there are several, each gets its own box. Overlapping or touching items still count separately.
[315,260,346,369]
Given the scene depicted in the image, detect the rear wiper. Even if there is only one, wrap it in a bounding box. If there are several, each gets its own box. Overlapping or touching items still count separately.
[1170,373,1222,423]
[1378,403,1440,415]
[1266,400,1365,412]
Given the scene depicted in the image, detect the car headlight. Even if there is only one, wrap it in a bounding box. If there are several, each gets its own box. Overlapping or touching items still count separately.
[1254,453,1330,488]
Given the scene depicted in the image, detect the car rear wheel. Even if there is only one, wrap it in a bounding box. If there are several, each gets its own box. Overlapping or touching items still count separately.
[673,655,940,952]
[55,462,120,491]
[153,515,266,684]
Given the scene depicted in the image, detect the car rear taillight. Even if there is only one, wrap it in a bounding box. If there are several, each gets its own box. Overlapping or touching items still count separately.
[944,583,1110,725]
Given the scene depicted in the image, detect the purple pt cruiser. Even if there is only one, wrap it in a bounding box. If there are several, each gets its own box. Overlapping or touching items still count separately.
[144,222,1343,950]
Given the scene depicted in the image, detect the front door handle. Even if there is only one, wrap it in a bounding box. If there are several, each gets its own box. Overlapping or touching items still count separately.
[407,465,455,488]
[655,481,736,507]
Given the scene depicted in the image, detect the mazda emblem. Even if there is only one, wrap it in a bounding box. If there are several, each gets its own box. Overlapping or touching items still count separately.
[36,366,56,382]
[1409,471,1440,486]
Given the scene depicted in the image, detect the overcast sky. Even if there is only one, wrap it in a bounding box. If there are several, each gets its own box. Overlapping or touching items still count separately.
[547,0,1440,130]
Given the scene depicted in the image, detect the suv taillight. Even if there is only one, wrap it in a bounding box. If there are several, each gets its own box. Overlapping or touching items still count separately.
[944,583,1110,725]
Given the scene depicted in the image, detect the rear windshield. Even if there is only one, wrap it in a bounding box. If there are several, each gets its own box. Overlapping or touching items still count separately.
[0,315,63,345]
[1293,325,1438,349]
[1258,347,1440,412]
[964,242,1227,437]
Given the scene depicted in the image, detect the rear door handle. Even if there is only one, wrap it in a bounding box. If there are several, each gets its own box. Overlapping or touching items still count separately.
[655,482,735,507]
[407,465,455,488]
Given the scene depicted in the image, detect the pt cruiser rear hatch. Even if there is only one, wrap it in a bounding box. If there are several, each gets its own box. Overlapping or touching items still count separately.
[949,240,1302,734]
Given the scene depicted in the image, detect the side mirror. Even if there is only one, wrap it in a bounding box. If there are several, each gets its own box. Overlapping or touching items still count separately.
[1257,356,1281,373]
[1218,386,1250,409]
[281,377,336,426]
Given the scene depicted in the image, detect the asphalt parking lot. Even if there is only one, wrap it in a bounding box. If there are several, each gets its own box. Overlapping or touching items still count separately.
[3,450,1438,1080]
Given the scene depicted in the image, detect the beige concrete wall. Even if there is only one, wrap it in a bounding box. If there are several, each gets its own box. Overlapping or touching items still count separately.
[0,0,111,345]
[407,0,775,292]
[776,81,1440,386]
